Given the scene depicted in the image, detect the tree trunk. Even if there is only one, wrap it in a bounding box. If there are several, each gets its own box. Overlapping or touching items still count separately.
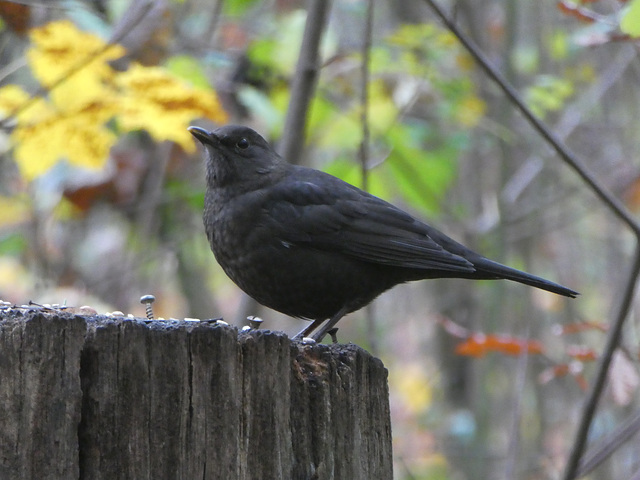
[0,309,392,480]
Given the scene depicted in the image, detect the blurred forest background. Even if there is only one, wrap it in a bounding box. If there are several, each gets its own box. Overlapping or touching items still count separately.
[1,0,640,478]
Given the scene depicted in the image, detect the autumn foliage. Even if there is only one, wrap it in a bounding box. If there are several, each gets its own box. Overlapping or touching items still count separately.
[0,20,227,180]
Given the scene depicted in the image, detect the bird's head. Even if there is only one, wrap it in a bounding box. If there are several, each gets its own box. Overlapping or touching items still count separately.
[188,125,285,188]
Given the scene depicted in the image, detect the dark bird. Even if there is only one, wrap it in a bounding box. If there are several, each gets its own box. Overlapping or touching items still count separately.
[189,125,578,341]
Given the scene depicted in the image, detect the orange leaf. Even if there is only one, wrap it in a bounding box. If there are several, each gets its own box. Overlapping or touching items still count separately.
[566,344,598,362]
[574,374,589,391]
[455,333,487,357]
[539,364,569,384]
[553,321,608,335]
[624,175,640,212]
[491,335,544,356]
[539,363,589,390]
[455,334,544,357]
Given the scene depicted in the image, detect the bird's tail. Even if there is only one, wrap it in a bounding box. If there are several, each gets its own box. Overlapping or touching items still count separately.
[474,257,579,298]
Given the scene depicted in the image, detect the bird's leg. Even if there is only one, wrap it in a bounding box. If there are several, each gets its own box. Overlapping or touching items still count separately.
[310,306,349,342]
[293,318,324,339]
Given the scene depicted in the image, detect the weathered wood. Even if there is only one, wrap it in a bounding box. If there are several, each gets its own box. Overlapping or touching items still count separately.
[0,309,392,479]
[0,312,85,480]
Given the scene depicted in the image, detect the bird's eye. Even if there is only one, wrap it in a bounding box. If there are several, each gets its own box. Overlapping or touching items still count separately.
[237,138,249,149]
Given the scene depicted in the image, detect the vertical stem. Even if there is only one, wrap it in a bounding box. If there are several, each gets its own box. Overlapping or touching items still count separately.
[206,0,225,46]
[359,0,375,352]
[504,324,530,479]
[279,0,332,162]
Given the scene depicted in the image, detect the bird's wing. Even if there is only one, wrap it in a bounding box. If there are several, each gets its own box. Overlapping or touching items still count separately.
[262,173,476,273]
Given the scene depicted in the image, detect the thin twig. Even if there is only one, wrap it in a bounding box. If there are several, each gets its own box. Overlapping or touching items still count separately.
[504,324,530,479]
[0,56,28,83]
[577,408,640,477]
[278,0,332,162]
[359,0,376,353]
[206,0,225,46]
[419,2,640,479]
[358,0,373,192]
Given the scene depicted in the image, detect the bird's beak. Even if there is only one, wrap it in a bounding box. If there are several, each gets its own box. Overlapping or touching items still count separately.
[188,126,218,147]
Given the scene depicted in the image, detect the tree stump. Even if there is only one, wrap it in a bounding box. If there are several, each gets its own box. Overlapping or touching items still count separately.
[0,309,393,479]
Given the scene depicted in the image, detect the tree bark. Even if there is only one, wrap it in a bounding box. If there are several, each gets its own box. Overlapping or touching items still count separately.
[0,309,392,480]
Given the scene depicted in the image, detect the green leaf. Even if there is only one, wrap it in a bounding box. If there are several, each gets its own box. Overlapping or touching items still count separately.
[384,124,458,217]
[223,0,261,16]
[164,55,211,89]
[306,96,337,140]
[246,11,307,74]
[386,147,456,217]
[548,30,569,60]
[621,0,640,37]
[315,112,361,150]
[165,179,205,209]
[323,156,392,200]
[525,75,574,118]
[0,233,27,255]
[237,86,284,129]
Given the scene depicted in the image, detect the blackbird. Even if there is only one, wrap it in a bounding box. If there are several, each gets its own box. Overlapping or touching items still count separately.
[189,125,578,341]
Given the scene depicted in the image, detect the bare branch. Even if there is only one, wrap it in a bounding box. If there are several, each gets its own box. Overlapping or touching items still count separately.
[278,0,332,162]
[577,408,640,477]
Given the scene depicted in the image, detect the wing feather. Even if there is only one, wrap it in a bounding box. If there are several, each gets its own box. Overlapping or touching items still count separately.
[262,171,475,273]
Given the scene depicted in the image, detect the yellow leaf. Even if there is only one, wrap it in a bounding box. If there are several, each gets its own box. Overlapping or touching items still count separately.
[391,364,433,414]
[50,73,115,112]
[0,194,31,227]
[62,120,117,170]
[0,85,50,123]
[0,22,123,179]
[455,95,486,127]
[0,85,30,116]
[12,125,63,180]
[27,20,124,89]
[12,103,117,180]
[368,80,398,134]
[435,30,457,48]
[455,52,475,72]
[621,0,640,37]
[116,64,228,151]
[4,22,227,179]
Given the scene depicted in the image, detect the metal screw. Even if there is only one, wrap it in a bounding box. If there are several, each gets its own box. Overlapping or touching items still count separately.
[202,317,224,324]
[248,316,263,330]
[327,328,339,344]
[140,295,155,320]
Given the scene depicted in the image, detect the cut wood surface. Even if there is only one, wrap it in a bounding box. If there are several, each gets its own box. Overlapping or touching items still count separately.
[0,309,393,480]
